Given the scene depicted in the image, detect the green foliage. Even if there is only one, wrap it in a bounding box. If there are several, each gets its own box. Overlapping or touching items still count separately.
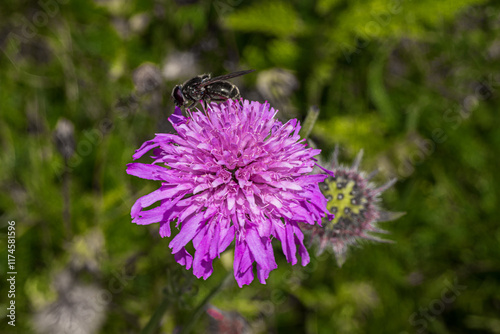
[225,2,304,37]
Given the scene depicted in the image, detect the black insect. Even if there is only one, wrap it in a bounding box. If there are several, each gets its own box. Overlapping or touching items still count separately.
[171,69,255,109]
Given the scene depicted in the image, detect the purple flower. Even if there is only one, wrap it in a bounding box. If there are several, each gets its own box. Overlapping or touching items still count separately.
[127,100,329,287]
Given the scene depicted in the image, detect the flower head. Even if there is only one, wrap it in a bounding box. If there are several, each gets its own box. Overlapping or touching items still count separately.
[206,305,250,334]
[306,146,404,266]
[127,100,329,286]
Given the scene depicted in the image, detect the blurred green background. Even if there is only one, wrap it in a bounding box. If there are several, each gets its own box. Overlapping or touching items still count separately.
[1,0,499,333]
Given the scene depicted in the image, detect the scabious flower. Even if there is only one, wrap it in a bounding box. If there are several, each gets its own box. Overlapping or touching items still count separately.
[206,305,250,334]
[126,99,330,287]
[305,146,404,266]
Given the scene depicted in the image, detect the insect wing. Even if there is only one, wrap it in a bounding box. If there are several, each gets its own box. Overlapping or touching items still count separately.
[198,69,255,88]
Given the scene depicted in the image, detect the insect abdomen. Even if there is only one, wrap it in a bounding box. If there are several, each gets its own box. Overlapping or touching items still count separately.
[206,82,240,101]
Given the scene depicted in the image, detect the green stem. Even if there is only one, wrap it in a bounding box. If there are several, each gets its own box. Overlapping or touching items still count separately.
[299,105,320,140]
[179,272,232,334]
[141,292,171,334]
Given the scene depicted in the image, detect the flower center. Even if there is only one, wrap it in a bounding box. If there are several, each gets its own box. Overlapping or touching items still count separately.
[321,175,368,226]
[224,167,239,183]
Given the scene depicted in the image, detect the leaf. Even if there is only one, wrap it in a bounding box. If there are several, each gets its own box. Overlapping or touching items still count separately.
[225,2,303,37]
